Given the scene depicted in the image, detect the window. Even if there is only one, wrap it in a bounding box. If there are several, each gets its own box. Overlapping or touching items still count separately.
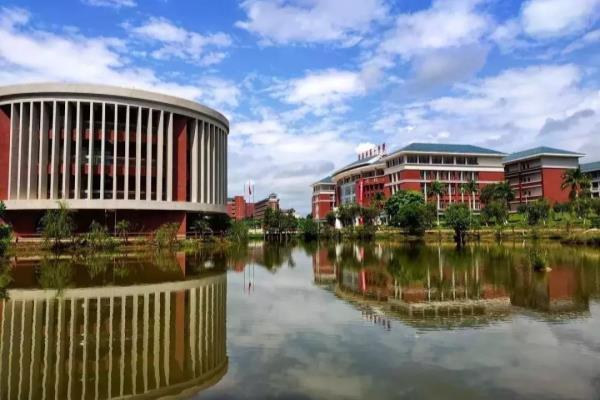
[432,156,442,164]
[418,155,429,164]
[456,156,466,165]
[467,157,478,165]
[443,156,454,164]
[407,155,417,164]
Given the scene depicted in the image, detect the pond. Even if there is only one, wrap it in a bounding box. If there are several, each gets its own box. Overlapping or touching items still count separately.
[1,241,600,399]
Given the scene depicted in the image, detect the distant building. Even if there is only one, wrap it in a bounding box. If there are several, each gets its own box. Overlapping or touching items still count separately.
[331,145,389,208]
[383,143,506,210]
[252,193,279,220]
[226,195,248,221]
[311,176,335,220]
[503,147,584,211]
[581,161,600,198]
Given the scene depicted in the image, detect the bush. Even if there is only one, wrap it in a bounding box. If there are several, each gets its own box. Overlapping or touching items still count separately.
[337,204,361,227]
[40,201,75,249]
[228,220,249,242]
[154,223,180,249]
[481,200,508,226]
[115,220,131,243]
[396,202,435,236]
[85,221,117,250]
[298,217,319,240]
[519,199,550,226]
[445,203,471,246]
[325,211,337,228]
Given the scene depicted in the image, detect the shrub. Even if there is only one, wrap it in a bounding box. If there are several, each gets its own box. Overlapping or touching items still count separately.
[298,217,319,240]
[325,211,337,228]
[228,220,249,242]
[395,202,435,236]
[40,201,75,249]
[115,220,131,243]
[85,221,117,250]
[154,223,180,249]
[519,199,550,226]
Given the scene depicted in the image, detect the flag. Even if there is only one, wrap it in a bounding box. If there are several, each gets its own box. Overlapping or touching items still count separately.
[249,183,252,196]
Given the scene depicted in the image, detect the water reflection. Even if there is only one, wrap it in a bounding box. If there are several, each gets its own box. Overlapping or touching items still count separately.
[313,243,600,329]
[0,252,227,399]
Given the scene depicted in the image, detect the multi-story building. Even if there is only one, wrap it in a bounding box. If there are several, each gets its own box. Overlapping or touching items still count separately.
[252,193,279,220]
[383,143,506,210]
[331,145,389,208]
[227,196,252,221]
[311,176,335,220]
[503,147,584,210]
[0,83,229,236]
[581,161,600,198]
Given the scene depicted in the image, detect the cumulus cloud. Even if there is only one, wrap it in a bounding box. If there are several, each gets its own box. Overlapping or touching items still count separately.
[127,17,232,66]
[521,0,600,38]
[236,0,388,46]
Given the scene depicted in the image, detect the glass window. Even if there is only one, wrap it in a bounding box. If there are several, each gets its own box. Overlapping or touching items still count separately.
[467,157,478,165]
[407,155,417,164]
[432,156,442,164]
[418,155,429,164]
[443,156,454,164]
[456,156,466,165]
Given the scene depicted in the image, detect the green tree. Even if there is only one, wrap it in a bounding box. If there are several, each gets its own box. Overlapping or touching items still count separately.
[481,200,508,226]
[360,206,380,227]
[40,201,75,249]
[0,201,12,256]
[85,221,116,250]
[298,217,319,240]
[561,167,591,200]
[396,202,435,236]
[427,181,445,226]
[325,211,337,228]
[461,180,479,211]
[337,204,361,228]
[191,218,211,238]
[228,220,249,242]
[115,219,131,243]
[154,223,180,249]
[385,190,424,227]
[480,182,514,209]
[519,199,550,226]
[445,203,471,246]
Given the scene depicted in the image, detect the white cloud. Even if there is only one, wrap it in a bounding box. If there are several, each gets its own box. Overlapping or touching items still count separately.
[236,0,388,46]
[82,0,136,8]
[562,28,600,54]
[274,69,366,112]
[521,0,600,38]
[128,17,232,66]
[386,64,600,154]
[378,0,491,60]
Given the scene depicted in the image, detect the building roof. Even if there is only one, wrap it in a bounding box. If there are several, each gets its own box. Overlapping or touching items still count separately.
[503,146,585,163]
[311,176,334,186]
[581,161,600,173]
[332,154,384,177]
[391,142,506,156]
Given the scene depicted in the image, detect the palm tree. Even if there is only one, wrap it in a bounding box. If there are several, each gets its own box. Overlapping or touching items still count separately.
[428,181,445,226]
[462,180,479,211]
[561,167,590,200]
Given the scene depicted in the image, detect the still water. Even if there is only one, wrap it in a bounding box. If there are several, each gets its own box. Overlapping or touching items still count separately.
[1,241,600,399]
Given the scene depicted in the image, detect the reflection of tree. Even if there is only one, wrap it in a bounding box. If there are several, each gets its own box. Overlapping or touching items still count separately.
[0,262,12,299]
[37,257,73,294]
[259,242,295,271]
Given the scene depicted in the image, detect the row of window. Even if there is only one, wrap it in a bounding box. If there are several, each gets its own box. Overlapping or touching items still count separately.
[386,154,479,168]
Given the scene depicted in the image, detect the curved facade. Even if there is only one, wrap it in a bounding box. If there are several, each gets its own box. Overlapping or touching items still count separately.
[0,83,229,235]
[0,273,227,399]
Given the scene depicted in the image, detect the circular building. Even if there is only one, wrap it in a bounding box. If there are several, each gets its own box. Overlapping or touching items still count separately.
[0,83,229,236]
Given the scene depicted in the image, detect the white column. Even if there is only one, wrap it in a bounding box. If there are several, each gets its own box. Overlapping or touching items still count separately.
[27,101,40,199]
[62,102,71,199]
[146,109,153,201]
[216,128,221,205]
[87,103,94,199]
[100,102,106,200]
[208,124,214,204]
[135,107,142,201]
[50,102,60,199]
[124,106,130,200]
[191,119,199,202]
[212,124,216,205]
[112,104,118,200]
[199,121,205,204]
[166,113,173,202]
[156,111,164,201]
[38,102,49,199]
[74,102,82,200]
[18,102,30,199]
[8,103,19,199]
[224,130,228,204]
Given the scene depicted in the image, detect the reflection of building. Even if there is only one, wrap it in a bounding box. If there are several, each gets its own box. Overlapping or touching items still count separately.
[0,273,227,399]
[0,83,229,237]
[311,176,335,220]
[312,248,337,285]
[384,143,505,210]
[581,161,600,198]
[503,147,584,211]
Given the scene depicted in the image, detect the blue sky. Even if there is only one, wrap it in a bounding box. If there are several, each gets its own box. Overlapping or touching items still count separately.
[1,0,599,213]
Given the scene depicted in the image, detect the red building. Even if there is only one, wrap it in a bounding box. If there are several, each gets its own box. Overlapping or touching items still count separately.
[311,176,335,220]
[331,145,389,208]
[226,193,278,220]
[503,147,584,211]
[226,195,248,221]
[384,143,506,210]
[0,83,229,237]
